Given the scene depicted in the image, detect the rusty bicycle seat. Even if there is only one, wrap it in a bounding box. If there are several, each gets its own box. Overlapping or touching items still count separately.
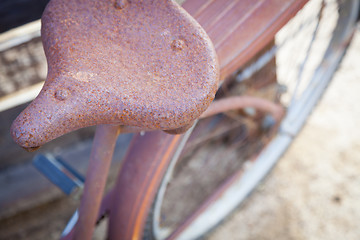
[10,0,219,148]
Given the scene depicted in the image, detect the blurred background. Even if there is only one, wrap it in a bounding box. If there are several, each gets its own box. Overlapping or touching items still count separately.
[208,29,360,240]
[0,0,359,239]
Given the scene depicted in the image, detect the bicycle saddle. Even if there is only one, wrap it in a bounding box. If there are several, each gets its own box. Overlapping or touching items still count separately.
[11,0,219,148]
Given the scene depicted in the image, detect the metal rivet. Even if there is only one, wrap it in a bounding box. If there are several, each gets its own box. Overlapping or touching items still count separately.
[55,89,70,101]
[13,128,21,139]
[171,39,185,51]
[114,0,127,9]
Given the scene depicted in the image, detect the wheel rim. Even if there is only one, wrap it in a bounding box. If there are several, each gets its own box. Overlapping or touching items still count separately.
[150,1,359,239]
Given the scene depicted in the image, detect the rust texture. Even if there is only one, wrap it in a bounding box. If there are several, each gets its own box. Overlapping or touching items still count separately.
[108,131,184,239]
[74,124,119,240]
[10,0,219,148]
[108,0,309,239]
[200,96,284,121]
[61,189,115,240]
[183,0,309,79]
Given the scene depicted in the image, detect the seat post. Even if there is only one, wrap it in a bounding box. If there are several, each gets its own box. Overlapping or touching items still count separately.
[73,124,120,240]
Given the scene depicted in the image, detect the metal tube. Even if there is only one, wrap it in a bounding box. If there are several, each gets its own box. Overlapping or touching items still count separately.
[200,96,284,121]
[108,131,184,240]
[73,124,120,240]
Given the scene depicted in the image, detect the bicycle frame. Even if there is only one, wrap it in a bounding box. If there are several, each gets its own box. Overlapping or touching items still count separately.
[59,0,309,239]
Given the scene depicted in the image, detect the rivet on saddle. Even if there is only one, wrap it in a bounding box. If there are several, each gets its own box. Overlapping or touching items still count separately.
[10,0,219,148]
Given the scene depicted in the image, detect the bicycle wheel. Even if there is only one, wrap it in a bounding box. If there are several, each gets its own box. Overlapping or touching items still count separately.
[143,0,359,239]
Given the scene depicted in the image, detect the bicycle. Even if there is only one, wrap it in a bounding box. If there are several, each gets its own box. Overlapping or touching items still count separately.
[8,0,360,239]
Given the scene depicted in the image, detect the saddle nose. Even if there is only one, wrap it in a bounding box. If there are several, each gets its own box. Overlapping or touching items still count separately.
[11,0,219,149]
[10,71,122,149]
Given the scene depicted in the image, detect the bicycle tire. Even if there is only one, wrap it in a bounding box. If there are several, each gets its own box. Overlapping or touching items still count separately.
[143,0,359,239]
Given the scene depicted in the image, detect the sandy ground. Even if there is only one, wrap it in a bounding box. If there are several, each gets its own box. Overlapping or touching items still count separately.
[207,29,360,240]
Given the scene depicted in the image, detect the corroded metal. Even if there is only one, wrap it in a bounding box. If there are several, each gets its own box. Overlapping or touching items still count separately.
[10,0,219,148]
[109,0,309,239]
[200,96,284,121]
[108,131,185,240]
[74,124,119,240]
[9,0,310,239]
[183,0,308,79]
[61,189,115,240]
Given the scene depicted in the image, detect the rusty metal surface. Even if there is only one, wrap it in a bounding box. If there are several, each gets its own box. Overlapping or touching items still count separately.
[10,0,219,148]
[61,189,115,240]
[182,0,309,79]
[200,96,284,121]
[74,124,119,240]
[7,0,310,239]
[108,131,184,240]
[107,0,310,239]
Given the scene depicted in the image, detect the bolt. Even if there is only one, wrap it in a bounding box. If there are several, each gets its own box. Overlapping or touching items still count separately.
[13,128,21,139]
[55,89,70,101]
[114,0,128,9]
[171,39,185,51]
